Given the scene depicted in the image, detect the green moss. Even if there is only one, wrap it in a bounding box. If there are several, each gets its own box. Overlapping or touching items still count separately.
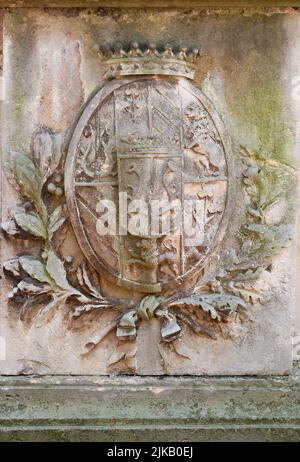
[239,77,294,167]
[4,11,38,152]
[223,16,295,168]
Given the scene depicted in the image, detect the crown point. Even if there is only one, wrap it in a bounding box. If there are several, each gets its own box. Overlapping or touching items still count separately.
[114,43,123,55]
[129,41,143,57]
[130,41,139,49]
[145,42,159,57]
[186,47,200,63]
[103,40,199,80]
[100,45,112,57]
[178,46,188,60]
[163,43,174,58]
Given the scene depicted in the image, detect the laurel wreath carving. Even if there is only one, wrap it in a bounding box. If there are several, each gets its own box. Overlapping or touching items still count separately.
[2,137,296,371]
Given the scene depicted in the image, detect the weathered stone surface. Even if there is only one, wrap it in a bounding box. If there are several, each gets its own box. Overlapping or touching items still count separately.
[0,1,299,8]
[0,7,299,376]
[0,367,300,441]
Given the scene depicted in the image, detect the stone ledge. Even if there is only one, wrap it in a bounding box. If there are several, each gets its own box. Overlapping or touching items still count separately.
[0,367,300,441]
[0,1,299,9]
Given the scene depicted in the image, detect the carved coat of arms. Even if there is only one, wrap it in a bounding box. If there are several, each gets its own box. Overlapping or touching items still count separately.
[3,41,295,373]
[66,43,230,294]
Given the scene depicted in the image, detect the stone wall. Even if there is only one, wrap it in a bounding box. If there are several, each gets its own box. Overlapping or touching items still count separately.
[0,6,300,375]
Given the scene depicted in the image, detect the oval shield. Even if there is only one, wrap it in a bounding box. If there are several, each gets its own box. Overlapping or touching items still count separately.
[65,77,231,293]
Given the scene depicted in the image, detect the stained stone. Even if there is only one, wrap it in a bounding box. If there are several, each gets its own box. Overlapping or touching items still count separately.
[0,371,300,442]
[0,6,299,377]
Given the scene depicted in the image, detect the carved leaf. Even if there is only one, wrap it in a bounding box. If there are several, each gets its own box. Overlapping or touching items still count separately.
[3,258,21,277]
[76,266,84,287]
[32,128,64,184]
[225,267,263,282]
[46,251,72,290]
[241,147,295,266]
[79,264,102,299]
[170,293,248,319]
[226,284,261,304]
[9,151,42,205]
[46,251,84,296]
[169,295,220,321]
[19,256,54,284]
[14,212,47,238]
[17,280,51,295]
[241,222,293,257]
[243,222,273,237]
[1,218,20,236]
[72,303,111,317]
[48,205,67,240]
[196,300,221,321]
[203,294,248,315]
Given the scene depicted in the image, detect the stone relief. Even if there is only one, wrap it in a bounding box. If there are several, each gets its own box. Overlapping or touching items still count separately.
[2,42,296,373]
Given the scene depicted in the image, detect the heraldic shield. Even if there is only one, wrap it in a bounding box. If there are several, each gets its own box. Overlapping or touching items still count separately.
[65,45,230,294]
[2,36,296,377]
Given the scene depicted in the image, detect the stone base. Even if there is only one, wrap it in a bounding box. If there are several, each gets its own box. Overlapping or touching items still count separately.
[0,366,300,442]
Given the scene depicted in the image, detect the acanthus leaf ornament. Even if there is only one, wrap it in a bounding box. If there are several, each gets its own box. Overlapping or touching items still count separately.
[2,41,296,373]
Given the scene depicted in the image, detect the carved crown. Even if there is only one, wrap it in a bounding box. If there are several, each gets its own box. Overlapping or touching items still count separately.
[101,42,200,80]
